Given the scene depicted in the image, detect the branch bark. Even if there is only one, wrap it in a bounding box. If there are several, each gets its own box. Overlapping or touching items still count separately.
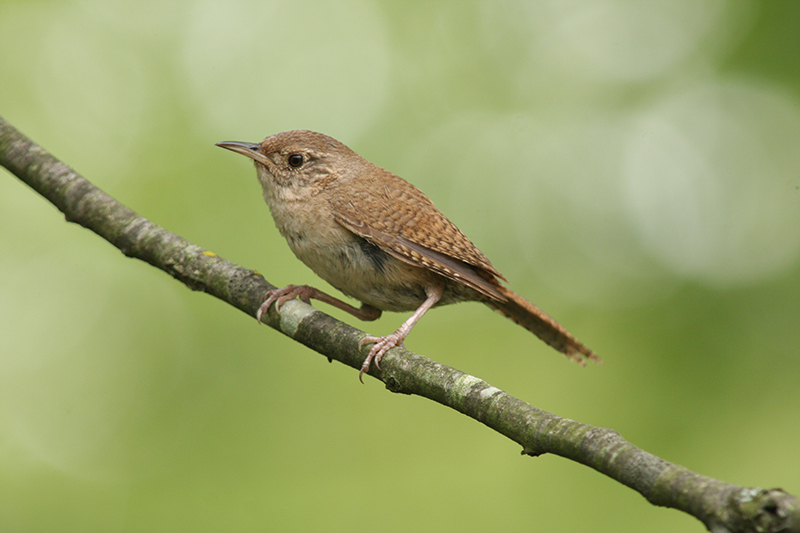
[1,115,797,533]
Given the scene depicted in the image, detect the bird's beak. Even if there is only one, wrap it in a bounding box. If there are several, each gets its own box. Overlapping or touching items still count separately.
[215,141,270,166]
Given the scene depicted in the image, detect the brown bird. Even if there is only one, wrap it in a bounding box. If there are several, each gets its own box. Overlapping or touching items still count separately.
[217,130,599,381]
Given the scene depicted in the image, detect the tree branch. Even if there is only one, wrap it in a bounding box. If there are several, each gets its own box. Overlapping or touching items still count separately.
[1,115,797,533]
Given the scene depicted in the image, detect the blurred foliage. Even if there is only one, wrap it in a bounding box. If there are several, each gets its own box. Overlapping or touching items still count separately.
[1,1,799,532]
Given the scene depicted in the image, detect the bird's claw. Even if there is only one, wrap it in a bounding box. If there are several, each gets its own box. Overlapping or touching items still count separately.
[256,285,312,323]
[358,334,405,383]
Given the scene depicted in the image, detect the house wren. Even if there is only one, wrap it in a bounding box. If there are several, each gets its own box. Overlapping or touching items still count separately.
[217,130,599,381]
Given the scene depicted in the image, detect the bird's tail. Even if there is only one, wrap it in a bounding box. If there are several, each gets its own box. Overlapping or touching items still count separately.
[485,286,601,365]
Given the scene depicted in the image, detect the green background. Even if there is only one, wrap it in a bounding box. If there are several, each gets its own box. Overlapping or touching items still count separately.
[2,1,799,531]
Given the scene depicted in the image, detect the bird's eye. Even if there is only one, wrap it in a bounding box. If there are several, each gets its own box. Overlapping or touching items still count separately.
[288,154,304,168]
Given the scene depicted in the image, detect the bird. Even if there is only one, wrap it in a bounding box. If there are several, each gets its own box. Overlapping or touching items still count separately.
[217,130,599,381]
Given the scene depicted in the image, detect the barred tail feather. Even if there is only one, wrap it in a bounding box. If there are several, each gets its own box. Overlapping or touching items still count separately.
[486,286,600,365]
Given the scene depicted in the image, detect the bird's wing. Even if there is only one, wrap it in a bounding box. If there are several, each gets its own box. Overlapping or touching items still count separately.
[329,174,507,301]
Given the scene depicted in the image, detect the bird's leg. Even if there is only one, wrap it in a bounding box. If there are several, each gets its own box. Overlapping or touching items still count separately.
[358,283,444,382]
[257,284,382,323]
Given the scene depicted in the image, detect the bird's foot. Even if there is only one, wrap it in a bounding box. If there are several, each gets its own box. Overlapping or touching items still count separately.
[357,334,406,383]
[256,284,316,323]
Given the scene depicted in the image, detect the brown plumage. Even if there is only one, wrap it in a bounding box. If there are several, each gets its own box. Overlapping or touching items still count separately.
[217,130,599,380]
